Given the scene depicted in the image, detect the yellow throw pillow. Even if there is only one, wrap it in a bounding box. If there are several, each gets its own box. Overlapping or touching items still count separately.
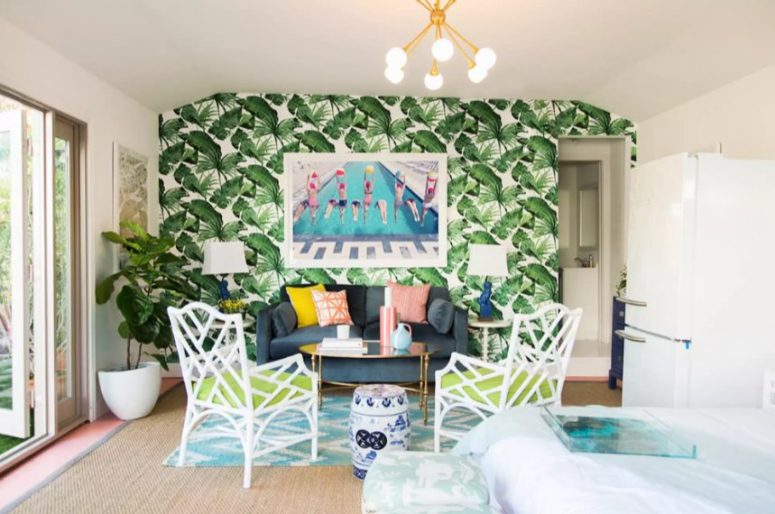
[286,284,326,328]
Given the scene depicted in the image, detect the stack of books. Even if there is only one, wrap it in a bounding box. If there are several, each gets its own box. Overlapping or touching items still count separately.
[319,337,366,354]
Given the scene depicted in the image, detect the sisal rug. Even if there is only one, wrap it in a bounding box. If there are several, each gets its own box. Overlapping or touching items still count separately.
[163,396,478,468]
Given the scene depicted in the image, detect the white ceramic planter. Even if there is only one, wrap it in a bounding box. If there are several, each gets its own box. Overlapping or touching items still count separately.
[98,361,161,420]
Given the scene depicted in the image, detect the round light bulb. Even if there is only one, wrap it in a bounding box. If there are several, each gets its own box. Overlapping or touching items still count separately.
[384,66,405,84]
[431,38,454,62]
[424,72,444,91]
[475,47,497,70]
[385,47,408,68]
[467,65,488,84]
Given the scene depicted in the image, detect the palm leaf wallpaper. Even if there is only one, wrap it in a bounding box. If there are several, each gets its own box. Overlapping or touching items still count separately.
[158,93,635,356]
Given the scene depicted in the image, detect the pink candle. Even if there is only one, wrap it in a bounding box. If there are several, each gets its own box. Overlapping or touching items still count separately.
[379,306,397,347]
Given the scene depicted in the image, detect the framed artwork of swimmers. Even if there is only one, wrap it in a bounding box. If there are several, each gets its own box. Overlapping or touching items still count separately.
[283,153,447,269]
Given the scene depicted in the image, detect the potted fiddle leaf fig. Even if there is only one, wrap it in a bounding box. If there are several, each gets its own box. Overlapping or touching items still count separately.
[95,221,196,420]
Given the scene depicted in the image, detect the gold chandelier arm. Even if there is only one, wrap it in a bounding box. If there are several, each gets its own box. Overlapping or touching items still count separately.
[416,0,433,12]
[403,22,434,54]
[441,0,457,11]
[443,21,479,53]
[443,24,475,66]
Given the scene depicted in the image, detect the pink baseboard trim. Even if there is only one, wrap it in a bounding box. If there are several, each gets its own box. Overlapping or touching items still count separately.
[0,378,181,512]
[566,376,609,382]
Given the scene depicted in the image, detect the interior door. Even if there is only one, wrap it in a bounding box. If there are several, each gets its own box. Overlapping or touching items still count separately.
[0,109,32,438]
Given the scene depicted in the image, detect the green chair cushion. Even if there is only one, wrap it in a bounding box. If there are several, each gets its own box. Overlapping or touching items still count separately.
[196,369,312,409]
[440,366,554,406]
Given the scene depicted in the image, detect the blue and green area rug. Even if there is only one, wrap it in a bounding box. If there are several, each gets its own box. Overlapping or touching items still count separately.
[163,396,479,468]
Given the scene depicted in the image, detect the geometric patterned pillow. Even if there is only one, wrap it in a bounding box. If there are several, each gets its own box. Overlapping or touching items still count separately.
[311,289,354,327]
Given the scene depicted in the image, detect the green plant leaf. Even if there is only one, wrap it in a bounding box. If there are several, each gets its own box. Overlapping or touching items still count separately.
[96,272,123,304]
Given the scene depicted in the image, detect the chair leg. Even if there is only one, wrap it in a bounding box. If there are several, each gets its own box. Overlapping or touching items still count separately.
[178,406,194,466]
[433,395,442,453]
[311,400,319,461]
[243,422,254,489]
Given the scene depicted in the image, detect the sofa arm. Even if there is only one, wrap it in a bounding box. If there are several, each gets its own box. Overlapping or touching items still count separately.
[255,303,279,365]
[451,306,469,355]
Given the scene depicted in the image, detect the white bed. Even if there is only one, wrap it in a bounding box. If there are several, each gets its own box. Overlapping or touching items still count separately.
[454,406,775,514]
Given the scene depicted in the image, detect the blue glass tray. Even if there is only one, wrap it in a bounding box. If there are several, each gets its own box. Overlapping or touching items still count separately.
[541,407,697,459]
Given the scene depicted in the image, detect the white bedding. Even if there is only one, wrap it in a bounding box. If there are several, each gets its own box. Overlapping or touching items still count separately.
[454,407,775,514]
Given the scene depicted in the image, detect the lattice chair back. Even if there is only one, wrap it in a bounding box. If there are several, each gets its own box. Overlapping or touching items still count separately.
[764,370,775,409]
[498,303,583,409]
[168,302,253,412]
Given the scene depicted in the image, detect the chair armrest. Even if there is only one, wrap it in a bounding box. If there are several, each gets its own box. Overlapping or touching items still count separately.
[451,306,469,355]
[251,353,315,379]
[255,302,280,365]
[435,351,502,382]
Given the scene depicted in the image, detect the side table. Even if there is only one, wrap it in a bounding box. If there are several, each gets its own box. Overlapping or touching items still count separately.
[468,319,512,361]
[349,384,411,479]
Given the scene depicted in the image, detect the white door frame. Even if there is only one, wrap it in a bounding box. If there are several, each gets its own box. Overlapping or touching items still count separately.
[0,87,89,472]
[558,136,630,376]
[0,109,32,438]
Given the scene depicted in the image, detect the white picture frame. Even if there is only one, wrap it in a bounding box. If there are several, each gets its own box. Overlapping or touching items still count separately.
[284,153,447,269]
[113,142,149,268]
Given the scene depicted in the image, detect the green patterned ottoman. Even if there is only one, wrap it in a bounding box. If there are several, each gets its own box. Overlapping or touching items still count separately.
[361,451,495,514]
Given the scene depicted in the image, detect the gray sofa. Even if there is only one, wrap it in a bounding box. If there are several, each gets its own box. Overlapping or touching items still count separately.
[256,284,469,383]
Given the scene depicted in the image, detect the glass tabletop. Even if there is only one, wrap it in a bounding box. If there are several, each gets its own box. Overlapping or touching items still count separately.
[541,406,697,459]
[299,341,439,359]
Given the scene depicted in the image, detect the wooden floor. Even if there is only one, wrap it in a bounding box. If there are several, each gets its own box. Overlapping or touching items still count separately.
[11,382,621,513]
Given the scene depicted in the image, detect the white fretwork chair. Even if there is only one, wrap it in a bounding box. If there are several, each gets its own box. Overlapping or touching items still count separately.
[764,370,775,409]
[434,303,582,451]
[168,302,318,488]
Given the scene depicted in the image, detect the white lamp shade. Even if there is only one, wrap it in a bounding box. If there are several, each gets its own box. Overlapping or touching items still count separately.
[202,241,249,275]
[467,244,509,277]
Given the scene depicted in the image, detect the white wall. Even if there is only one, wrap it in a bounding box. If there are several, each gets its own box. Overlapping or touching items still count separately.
[0,17,159,419]
[638,65,775,162]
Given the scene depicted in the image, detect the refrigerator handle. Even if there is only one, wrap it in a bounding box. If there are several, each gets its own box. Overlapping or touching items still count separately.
[615,296,647,308]
[615,330,646,343]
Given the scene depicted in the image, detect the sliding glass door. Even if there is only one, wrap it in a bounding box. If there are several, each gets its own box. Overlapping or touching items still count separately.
[0,90,83,463]
[54,119,79,426]
[0,100,37,439]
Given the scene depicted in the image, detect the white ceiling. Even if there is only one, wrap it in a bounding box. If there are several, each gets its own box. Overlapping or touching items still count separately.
[1,0,774,120]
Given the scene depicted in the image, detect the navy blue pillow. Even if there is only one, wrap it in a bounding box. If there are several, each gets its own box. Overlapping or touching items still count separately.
[271,302,297,337]
[427,298,455,334]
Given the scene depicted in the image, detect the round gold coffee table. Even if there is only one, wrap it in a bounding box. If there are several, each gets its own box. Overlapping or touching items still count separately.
[299,341,439,425]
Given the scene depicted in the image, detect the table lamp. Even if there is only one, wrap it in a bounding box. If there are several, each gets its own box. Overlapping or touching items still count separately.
[467,244,509,321]
[202,241,249,300]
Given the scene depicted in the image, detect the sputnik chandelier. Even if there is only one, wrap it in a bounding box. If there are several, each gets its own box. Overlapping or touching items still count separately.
[384,0,496,90]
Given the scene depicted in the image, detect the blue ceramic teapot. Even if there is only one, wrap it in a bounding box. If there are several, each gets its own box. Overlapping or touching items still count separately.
[391,323,412,351]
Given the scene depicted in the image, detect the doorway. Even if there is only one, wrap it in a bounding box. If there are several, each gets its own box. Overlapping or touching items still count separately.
[0,89,85,468]
[558,137,629,378]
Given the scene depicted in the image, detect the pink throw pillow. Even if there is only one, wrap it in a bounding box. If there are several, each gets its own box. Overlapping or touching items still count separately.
[311,289,354,327]
[387,281,431,323]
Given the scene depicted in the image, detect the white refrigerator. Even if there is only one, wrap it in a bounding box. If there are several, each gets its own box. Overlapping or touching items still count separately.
[620,153,775,408]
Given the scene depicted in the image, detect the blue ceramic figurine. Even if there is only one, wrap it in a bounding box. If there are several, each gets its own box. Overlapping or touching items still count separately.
[478,280,493,320]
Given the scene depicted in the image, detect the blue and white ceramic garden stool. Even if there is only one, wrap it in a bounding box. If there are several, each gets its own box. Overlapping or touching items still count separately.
[349,384,411,479]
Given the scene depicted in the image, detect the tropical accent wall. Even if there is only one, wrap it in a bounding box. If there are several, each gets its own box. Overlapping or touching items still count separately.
[158,93,635,358]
